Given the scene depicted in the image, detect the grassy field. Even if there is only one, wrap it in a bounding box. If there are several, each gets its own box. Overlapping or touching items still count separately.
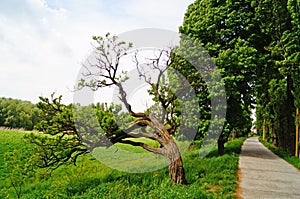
[0,130,246,199]
[259,138,300,170]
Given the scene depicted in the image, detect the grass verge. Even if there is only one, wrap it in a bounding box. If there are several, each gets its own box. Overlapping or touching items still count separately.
[259,137,300,169]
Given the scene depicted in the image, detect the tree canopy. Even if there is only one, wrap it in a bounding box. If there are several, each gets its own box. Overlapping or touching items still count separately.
[180,0,258,153]
[0,98,40,130]
[180,0,300,155]
[254,0,300,154]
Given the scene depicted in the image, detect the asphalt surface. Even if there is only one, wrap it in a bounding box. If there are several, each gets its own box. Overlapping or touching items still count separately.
[238,137,300,199]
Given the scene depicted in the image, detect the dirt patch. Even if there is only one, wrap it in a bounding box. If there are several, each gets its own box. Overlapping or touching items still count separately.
[236,167,243,199]
[209,185,222,193]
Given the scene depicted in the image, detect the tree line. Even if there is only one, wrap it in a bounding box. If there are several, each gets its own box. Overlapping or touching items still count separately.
[180,0,300,155]
[0,98,40,130]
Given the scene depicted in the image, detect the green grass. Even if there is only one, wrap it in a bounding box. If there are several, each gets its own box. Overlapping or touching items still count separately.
[0,130,246,199]
[0,130,35,198]
[259,137,300,169]
[0,130,31,181]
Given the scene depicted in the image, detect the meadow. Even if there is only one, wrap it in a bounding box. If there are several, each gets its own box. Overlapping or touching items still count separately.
[0,130,246,199]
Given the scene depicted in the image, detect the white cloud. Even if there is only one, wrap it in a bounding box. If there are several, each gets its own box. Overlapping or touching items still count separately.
[0,0,194,103]
[120,0,193,28]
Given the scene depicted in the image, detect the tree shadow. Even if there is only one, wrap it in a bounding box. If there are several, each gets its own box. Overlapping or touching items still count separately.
[205,138,246,158]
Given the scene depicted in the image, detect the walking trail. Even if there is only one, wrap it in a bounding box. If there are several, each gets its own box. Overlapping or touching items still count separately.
[238,137,300,199]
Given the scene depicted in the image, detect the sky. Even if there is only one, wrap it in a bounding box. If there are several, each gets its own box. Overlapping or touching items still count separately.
[0,0,195,103]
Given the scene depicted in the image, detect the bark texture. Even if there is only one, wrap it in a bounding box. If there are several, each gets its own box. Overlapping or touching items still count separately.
[164,139,187,184]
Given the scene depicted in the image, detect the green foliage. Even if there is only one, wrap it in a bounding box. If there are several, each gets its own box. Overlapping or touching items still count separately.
[181,0,299,154]
[25,95,87,170]
[171,45,213,141]
[0,97,40,130]
[180,0,257,153]
[254,0,299,154]
[286,0,300,110]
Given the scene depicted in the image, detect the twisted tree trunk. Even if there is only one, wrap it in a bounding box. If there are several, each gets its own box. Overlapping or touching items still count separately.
[153,119,187,184]
[164,138,187,184]
[119,115,187,184]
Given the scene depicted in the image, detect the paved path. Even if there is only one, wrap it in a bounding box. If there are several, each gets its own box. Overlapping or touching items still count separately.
[238,137,300,199]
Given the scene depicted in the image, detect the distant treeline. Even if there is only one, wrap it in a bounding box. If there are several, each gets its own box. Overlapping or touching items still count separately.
[0,97,40,130]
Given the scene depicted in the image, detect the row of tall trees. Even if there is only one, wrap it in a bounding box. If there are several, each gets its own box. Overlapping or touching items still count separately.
[180,0,299,154]
[0,98,40,130]
[255,0,300,154]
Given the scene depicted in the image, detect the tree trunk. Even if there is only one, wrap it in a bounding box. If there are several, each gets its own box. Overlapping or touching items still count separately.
[164,139,187,184]
[168,156,186,184]
[232,128,235,140]
[271,124,278,146]
[130,116,187,184]
[218,138,225,155]
[286,74,295,154]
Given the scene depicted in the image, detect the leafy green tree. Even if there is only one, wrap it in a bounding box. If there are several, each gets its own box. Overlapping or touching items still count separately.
[180,0,259,154]
[170,44,212,142]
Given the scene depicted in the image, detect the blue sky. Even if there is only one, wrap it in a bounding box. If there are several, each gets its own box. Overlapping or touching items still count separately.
[0,0,194,103]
